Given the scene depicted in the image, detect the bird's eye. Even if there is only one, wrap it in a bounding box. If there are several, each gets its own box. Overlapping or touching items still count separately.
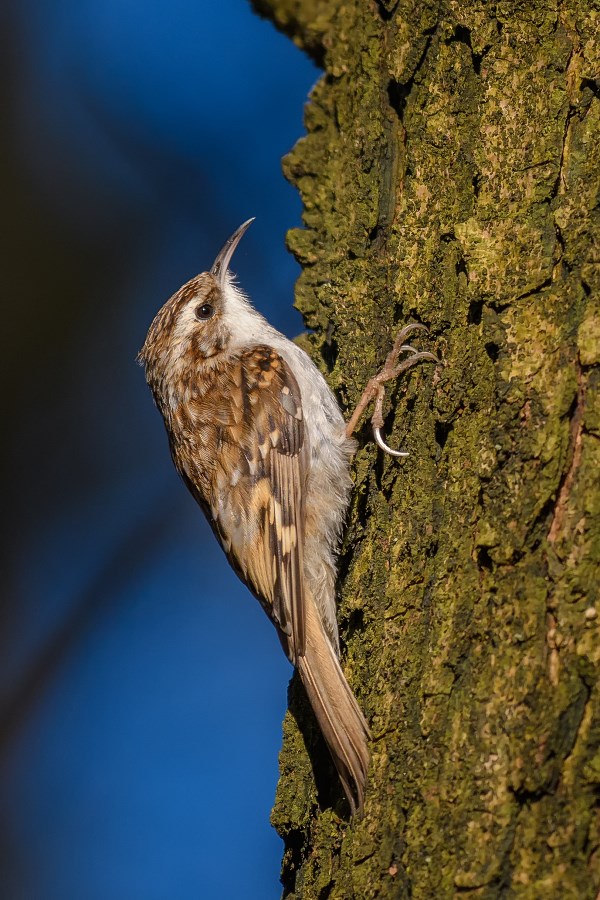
[195,303,214,320]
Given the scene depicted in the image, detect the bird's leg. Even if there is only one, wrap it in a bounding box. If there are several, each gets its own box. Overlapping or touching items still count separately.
[345,323,439,457]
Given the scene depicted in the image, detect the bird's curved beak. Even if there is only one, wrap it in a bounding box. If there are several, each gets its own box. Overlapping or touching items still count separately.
[210,218,255,289]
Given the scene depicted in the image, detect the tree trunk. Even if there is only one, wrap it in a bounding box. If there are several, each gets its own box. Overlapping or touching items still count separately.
[252,1,600,896]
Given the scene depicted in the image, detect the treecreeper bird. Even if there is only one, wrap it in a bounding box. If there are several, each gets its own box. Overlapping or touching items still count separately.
[138,219,437,814]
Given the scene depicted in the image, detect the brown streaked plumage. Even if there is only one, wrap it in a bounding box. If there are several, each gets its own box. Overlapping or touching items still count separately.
[139,219,437,814]
[175,344,307,661]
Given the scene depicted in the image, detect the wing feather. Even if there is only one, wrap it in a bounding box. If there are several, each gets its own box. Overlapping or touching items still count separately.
[205,346,307,662]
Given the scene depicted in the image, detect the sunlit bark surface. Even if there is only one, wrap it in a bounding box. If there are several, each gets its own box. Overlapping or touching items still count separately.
[252,1,600,896]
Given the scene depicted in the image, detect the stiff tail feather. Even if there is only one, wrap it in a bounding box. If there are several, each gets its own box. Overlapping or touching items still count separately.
[297,596,370,814]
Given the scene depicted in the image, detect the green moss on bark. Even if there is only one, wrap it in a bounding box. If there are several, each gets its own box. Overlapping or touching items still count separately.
[252,0,600,896]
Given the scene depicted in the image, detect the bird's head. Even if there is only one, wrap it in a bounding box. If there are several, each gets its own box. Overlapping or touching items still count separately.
[138,218,261,383]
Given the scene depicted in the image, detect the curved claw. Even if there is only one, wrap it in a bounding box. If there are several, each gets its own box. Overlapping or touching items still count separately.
[397,323,428,339]
[373,425,409,458]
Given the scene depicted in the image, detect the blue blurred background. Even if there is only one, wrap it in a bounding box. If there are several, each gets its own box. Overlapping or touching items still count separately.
[0,2,316,896]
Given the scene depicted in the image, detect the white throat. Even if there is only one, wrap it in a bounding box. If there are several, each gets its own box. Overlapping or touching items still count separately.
[220,276,276,349]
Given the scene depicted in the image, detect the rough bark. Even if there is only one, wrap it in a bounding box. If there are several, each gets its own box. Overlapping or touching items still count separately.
[252,1,600,896]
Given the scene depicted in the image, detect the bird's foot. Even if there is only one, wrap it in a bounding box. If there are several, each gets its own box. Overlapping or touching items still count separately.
[345,323,439,457]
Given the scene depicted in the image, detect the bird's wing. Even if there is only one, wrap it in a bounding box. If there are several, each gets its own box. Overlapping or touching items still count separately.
[207,345,307,662]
